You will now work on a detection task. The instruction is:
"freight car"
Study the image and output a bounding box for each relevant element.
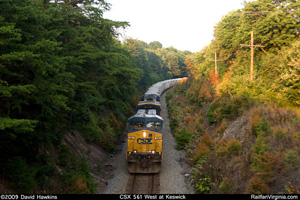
[126,78,186,173]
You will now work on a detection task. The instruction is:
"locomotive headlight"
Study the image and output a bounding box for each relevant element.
[133,149,137,154]
[155,137,162,140]
[151,150,155,154]
[143,131,147,138]
[128,136,135,140]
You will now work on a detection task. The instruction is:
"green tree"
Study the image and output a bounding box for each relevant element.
[149,41,163,50]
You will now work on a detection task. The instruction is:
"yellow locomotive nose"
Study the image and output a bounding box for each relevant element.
[126,129,162,173]
[127,130,160,155]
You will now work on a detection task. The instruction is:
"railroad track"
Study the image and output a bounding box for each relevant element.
[125,174,160,194]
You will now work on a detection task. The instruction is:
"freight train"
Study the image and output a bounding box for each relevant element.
[126,78,187,173]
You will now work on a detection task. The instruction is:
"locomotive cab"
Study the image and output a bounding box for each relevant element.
[126,109,163,173]
[136,94,161,115]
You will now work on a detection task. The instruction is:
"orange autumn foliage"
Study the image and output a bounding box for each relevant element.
[71,177,88,193]
[247,176,270,194]
[209,68,219,86]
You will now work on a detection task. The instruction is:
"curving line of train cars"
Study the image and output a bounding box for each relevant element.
[126,77,187,173]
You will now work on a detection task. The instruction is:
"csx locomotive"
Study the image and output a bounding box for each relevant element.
[126,78,187,173]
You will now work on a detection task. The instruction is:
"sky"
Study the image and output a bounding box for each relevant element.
[103,0,250,53]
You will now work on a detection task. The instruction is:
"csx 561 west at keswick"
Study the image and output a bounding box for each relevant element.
[126,78,187,173]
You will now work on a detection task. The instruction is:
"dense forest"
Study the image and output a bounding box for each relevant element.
[167,0,300,194]
[0,0,188,193]
[2,0,300,195]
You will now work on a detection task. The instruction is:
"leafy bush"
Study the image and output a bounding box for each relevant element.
[170,117,179,132]
[219,178,236,194]
[193,144,211,164]
[5,157,37,193]
[247,176,270,194]
[100,125,117,153]
[186,79,212,106]
[285,183,300,194]
[251,152,285,184]
[285,150,299,167]
[62,158,97,194]
[108,113,124,137]
[227,138,242,155]
[200,132,215,150]
[274,127,287,141]
[195,177,211,194]
[59,145,72,167]
[193,133,215,163]
[252,136,269,156]
[175,127,193,150]
[251,115,271,137]
[35,164,55,189]
[216,146,229,158]
[215,122,226,136]
[207,95,251,124]
[80,123,102,144]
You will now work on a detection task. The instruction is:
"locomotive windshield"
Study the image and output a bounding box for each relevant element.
[128,116,163,132]
[129,121,144,129]
[146,121,161,131]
